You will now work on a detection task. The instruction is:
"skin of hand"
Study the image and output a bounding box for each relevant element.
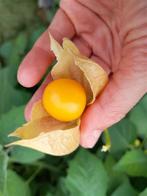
[18,0,147,148]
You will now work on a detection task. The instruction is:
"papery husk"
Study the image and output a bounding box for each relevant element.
[50,35,108,103]
[31,100,49,120]
[7,101,80,156]
[8,122,80,156]
[6,33,108,156]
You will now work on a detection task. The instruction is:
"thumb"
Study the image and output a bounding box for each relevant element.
[80,67,147,148]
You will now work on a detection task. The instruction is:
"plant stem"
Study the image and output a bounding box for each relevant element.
[8,158,61,173]
[101,129,111,152]
[104,129,111,146]
[26,165,42,184]
[28,161,60,173]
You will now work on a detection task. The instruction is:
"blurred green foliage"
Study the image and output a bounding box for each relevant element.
[0,0,147,196]
[0,0,39,43]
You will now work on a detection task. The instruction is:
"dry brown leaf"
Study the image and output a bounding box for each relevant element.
[7,33,108,156]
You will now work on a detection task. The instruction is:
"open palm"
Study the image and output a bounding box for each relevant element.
[18,0,147,148]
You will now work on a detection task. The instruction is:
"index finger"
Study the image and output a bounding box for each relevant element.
[17,8,75,88]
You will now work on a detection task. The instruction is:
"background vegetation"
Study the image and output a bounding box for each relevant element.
[0,1,147,195]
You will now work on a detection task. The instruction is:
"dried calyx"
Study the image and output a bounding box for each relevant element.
[6,33,108,156]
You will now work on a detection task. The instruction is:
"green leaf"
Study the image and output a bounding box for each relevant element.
[46,193,54,196]
[28,27,45,49]
[104,155,127,194]
[129,95,147,137]
[5,170,31,196]
[111,179,138,196]
[11,146,45,164]
[0,106,25,145]
[139,188,147,196]
[55,178,69,196]
[6,33,28,84]
[64,149,108,196]
[114,149,147,177]
[0,41,13,62]
[0,0,37,42]
[0,33,28,85]
[108,119,137,155]
[0,68,30,115]
[0,150,8,195]
[8,33,27,66]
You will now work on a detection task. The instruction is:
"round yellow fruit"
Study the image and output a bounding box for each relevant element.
[42,78,86,122]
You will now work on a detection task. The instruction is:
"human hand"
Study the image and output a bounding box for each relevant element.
[18,0,147,148]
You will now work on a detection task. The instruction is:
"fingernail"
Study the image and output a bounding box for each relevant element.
[80,130,103,148]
